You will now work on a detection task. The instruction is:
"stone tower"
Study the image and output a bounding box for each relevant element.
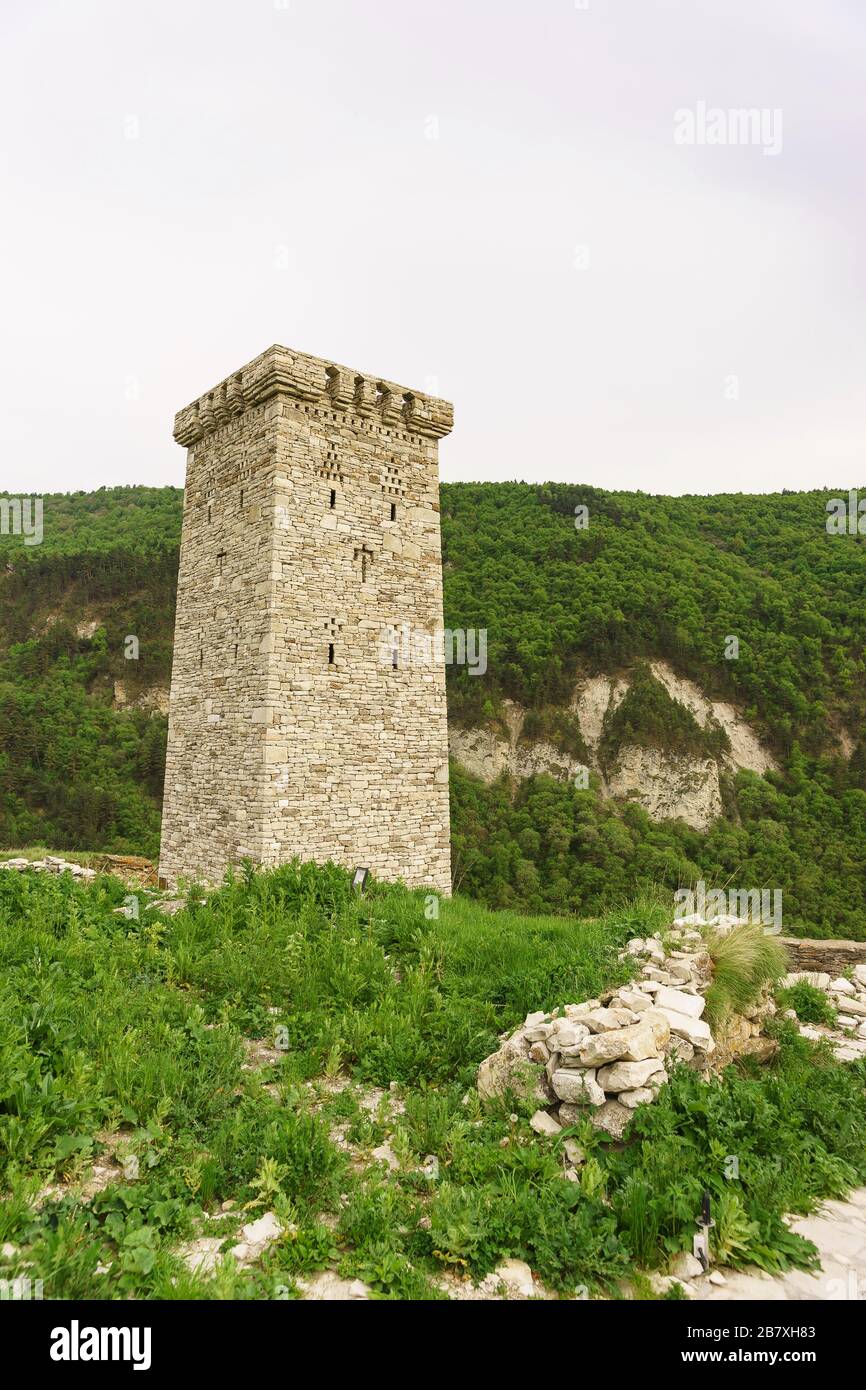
[159,344,453,894]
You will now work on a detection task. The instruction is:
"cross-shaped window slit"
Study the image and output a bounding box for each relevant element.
[353,545,374,583]
[325,616,342,664]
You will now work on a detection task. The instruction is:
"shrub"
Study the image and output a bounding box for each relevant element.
[776,981,837,1027]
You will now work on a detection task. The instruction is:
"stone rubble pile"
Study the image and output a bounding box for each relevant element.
[781,965,866,1062]
[477,927,729,1145]
[0,855,97,881]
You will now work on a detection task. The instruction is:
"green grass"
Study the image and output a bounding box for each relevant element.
[1,861,865,1299]
[702,923,789,1027]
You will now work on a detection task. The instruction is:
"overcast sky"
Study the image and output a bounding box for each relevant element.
[2,0,864,496]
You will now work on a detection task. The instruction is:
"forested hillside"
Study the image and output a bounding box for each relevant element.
[1,483,864,935]
[0,489,181,855]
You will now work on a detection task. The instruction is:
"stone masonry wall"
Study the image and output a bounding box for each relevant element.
[159,345,453,894]
[779,937,866,974]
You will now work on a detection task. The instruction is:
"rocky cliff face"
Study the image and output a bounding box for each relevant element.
[449,660,778,831]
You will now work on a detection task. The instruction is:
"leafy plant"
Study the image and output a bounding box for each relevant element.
[777,981,837,1027]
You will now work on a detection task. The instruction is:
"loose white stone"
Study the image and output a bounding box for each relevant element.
[616,988,654,1013]
[529,1109,562,1136]
[654,986,706,1019]
[596,1057,666,1092]
[670,1251,704,1280]
[579,1020,661,1067]
[493,1258,535,1298]
[581,1007,638,1033]
[617,1087,657,1108]
[589,1099,632,1140]
[653,1007,712,1048]
[551,1069,605,1106]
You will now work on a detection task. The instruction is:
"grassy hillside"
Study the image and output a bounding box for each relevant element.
[1,483,865,933]
[2,862,864,1299]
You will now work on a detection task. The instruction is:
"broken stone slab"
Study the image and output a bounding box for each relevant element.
[666,1035,696,1064]
[564,1000,601,1018]
[583,1017,670,1067]
[546,1020,590,1048]
[477,1043,547,1104]
[589,1099,632,1140]
[178,1236,225,1276]
[654,986,706,1019]
[834,997,866,1017]
[641,967,679,985]
[563,1137,585,1165]
[493,1258,535,1298]
[642,1011,672,1049]
[830,978,856,995]
[799,1024,825,1041]
[618,1086,657,1108]
[524,1023,555,1042]
[649,1006,712,1049]
[529,1109,562,1136]
[670,1251,704,1280]
[616,988,654,1013]
[581,1007,638,1033]
[297,1270,371,1300]
[579,1020,662,1067]
[551,1069,605,1106]
[229,1211,284,1267]
[854,965,866,989]
[667,961,694,984]
[556,1046,594,1068]
[596,1057,666,1092]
